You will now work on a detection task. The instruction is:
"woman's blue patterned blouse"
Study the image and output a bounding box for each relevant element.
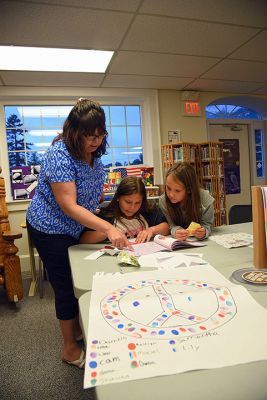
[26,140,106,239]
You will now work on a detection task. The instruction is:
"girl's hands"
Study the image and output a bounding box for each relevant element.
[175,229,189,241]
[135,227,154,244]
[106,226,132,250]
[192,226,206,239]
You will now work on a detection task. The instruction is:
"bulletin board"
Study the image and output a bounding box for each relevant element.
[10,165,40,200]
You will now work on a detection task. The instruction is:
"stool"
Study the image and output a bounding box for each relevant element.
[21,222,45,298]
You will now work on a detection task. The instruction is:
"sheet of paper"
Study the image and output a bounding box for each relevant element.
[84,251,103,260]
[138,253,206,269]
[84,265,267,388]
[209,232,253,248]
[84,246,120,260]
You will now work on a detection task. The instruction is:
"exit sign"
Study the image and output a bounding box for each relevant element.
[182,101,201,116]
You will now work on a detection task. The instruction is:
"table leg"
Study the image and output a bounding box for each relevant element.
[28,234,37,296]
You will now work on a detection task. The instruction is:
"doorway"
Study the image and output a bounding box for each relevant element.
[209,124,251,220]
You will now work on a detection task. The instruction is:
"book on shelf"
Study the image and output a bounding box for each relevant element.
[174,147,183,162]
[128,234,206,257]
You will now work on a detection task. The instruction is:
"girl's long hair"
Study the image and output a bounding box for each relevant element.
[165,162,201,227]
[53,98,107,160]
[102,176,149,228]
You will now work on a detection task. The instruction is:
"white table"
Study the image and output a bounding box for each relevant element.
[69,222,253,299]
[69,222,267,400]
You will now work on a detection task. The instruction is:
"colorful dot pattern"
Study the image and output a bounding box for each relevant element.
[88,340,99,386]
[100,280,236,340]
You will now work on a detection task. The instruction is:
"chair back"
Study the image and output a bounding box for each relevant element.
[228,204,252,225]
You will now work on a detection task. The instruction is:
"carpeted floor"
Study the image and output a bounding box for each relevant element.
[0,278,96,400]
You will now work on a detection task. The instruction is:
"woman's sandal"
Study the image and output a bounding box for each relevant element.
[62,349,86,369]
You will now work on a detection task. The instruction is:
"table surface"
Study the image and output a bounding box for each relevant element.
[69,222,254,298]
[71,223,267,400]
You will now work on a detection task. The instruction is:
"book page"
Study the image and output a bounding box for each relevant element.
[127,241,167,257]
[153,234,176,250]
[154,235,204,250]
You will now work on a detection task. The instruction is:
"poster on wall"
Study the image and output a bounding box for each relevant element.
[10,165,40,200]
[220,139,240,195]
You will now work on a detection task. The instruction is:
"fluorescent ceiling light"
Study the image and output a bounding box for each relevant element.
[0,46,114,73]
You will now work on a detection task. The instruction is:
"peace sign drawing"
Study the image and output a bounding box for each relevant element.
[101,278,236,340]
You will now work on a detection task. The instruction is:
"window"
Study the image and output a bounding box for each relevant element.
[101,105,143,168]
[206,104,262,120]
[4,104,143,168]
[255,129,265,178]
[5,106,71,167]
[1,89,160,203]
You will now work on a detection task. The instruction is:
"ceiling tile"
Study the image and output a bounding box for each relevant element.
[229,30,267,62]
[121,15,259,57]
[0,1,132,49]
[110,51,219,77]
[202,59,267,82]
[22,0,140,12]
[140,0,267,27]
[0,71,104,87]
[185,78,265,93]
[102,74,192,89]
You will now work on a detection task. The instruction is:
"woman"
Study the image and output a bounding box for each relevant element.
[26,98,130,368]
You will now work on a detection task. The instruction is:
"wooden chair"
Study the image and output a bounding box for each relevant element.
[0,168,23,302]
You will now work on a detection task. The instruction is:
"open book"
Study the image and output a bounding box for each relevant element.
[128,234,206,257]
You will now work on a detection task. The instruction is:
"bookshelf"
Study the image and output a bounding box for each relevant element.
[161,141,226,227]
[197,142,226,227]
[161,142,197,177]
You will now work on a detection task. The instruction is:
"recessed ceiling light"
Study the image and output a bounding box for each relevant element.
[0,46,114,73]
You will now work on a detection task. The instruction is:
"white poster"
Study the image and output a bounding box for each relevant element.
[84,265,267,388]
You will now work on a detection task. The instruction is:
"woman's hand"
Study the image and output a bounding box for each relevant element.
[192,226,206,239]
[135,227,154,244]
[106,226,132,249]
[175,229,189,241]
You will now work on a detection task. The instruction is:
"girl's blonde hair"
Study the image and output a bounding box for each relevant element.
[165,162,201,227]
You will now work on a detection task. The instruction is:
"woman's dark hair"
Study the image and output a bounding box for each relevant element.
[165,162,201,227]
[53,98,107,160]
[102,176,150,228]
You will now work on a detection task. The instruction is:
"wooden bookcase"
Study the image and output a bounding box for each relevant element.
[161,142,197,177]
[197,142,226,227]
[161,141,226,227]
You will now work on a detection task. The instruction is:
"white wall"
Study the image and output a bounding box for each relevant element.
[158,90,267,146]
